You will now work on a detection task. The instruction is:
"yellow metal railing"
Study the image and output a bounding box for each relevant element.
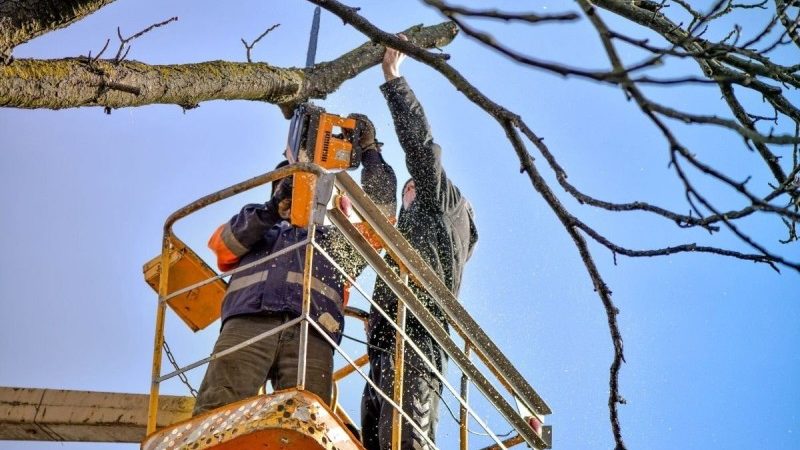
[144,163,552,450]
[146,163,324,434]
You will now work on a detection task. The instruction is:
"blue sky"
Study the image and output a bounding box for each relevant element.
[1,1,798,449]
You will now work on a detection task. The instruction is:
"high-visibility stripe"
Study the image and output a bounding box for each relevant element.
[286,271,343,307]
[226,269,269,294]
[317,312,341,333]
[220,223,249,257]
[208,224,243,271]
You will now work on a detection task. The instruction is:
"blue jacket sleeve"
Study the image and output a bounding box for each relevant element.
[208,200,282,270]
[226,200,283,251]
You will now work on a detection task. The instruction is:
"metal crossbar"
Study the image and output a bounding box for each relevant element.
[155,317,302,383]
[311,240,508,448]
[160,239,310,303]
[305,316,442,450]
[335,172,550,418]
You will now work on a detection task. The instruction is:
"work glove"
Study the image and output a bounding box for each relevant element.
[348,113,381,152]
[272,176,293,203]
[269,176,293,220]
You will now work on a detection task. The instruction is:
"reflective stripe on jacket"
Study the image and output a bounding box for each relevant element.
[211,218,348,343]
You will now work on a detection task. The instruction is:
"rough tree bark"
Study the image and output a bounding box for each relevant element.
[0,0,116,63]
[0,21,457,110]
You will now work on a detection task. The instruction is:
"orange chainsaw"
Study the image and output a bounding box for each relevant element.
[286,103,366,227]
[283,8,367,227]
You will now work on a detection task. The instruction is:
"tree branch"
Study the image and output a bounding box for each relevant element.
[241,23,281,63]
[290,21,457,112]
[114,16,178,63]
[574,217,778,270]
[0,22,457,110]
[421,0,580,24]
[774,0,800,49]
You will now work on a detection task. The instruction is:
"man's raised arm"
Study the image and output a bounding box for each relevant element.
[380,37,461,212]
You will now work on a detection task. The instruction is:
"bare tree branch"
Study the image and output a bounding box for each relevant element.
[774,0,800,49]
[421,0,580,24]
[241,23,281,63]
[573,217,779,271]
[718,82,786,182]
[579,0,800,264]
[114,16,178,63]
[648,99,800,146]
[0,22,457,109]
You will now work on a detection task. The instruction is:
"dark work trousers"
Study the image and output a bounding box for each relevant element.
[192,313,334,416]
[361,339,444,450]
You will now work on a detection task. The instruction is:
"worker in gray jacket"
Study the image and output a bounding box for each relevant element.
[361,37,479,450]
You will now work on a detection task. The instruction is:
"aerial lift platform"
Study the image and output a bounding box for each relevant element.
[140,162,552,450]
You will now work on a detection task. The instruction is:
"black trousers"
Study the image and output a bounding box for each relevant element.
[192,313,334,416]
[361,340,444,450]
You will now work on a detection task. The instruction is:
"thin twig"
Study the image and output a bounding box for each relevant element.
[241,23,281,63]
[114,16,178,63]
[422,0,580,24]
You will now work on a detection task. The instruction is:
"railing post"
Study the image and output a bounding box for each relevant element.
[296,175,318,393]
[460,344,471,450]
[147,236,173,435]
[391,268,409,450]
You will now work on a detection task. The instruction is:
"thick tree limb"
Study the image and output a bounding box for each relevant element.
[0,59,305,109]
[0,0,116,63]
[287,22,456,112]
[0,22,457,110]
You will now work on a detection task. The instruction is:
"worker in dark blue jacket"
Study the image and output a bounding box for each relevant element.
[193,120,397,416]
[361,37,479,450]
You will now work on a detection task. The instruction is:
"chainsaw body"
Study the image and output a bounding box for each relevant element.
[287,104,365,227]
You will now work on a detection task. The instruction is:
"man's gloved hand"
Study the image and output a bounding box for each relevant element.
[348,113,380,152]
[270,176,293,220]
